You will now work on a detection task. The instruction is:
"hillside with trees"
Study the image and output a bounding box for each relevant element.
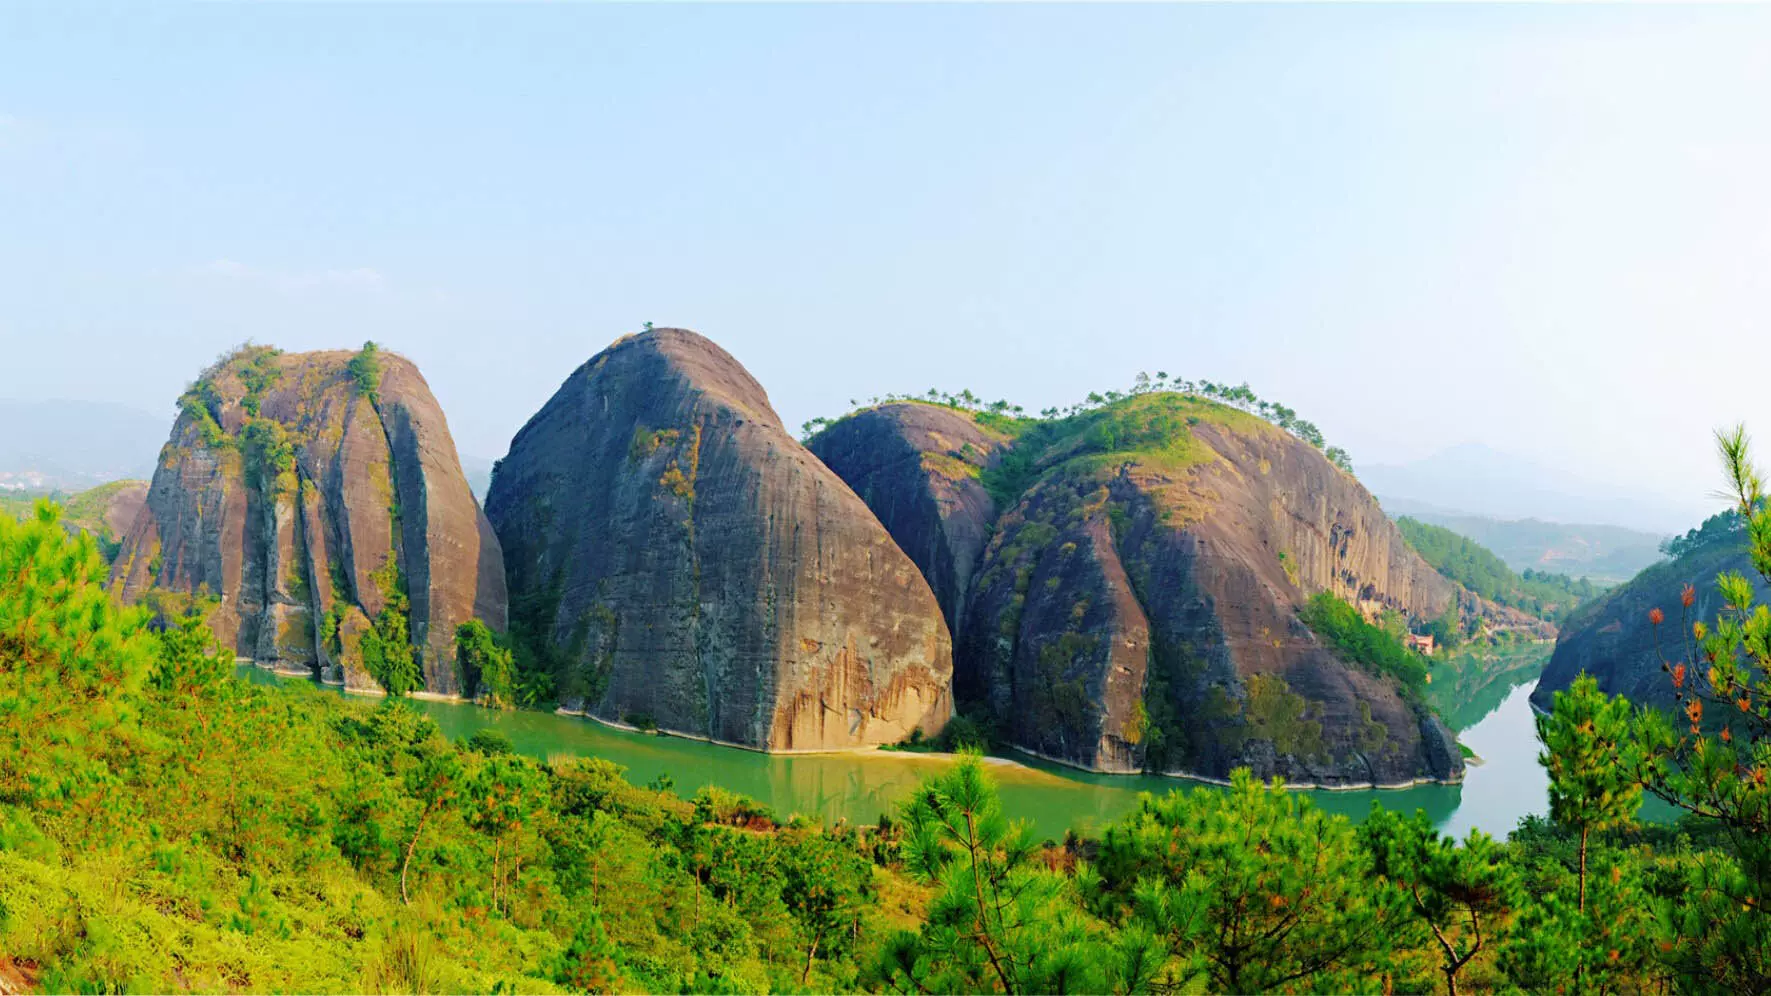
[1385,502,1665,583]
[1397,516,1603,623]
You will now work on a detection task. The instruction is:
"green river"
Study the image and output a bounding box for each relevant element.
[239,647,1595,841]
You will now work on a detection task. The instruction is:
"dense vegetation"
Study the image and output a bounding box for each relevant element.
[0,501,907,993]
[1396,510,1662,584]
[1298,591,1430,695]
[9,425,1771,993]
[1,479,147,562]
[1397,516,1602,622]
[1659,505,1747,560]
[803,373,1355,474]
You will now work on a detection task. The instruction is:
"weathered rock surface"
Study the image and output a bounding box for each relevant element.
[812,393,1501,784]
[806,403,1009,636]
[486,329,952,751]
[1535,537,1757,714]
[111,346,506,696]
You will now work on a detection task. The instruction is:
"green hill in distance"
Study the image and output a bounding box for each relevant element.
[1382,499,1665,584]
[1396,516,1604,624]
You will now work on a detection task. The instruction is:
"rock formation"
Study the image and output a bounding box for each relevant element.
[806,403,1008,636]
[811,393,1522,785]
[485,328,951,750]
[112,345,506,696]
[1535,533,1758,714]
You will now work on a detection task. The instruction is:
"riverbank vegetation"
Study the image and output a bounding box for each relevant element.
[4,451,1770,992]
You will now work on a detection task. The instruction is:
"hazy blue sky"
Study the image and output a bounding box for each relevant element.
[3,3,1767,529]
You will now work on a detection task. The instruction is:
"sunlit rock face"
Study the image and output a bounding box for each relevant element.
[113,347,506,696]
[486,328,952,750]
[811,393,1534,785]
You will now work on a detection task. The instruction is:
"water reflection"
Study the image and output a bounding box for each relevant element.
[239,663,1578,841]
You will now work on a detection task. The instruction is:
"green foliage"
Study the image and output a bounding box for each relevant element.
[240,416,297,497]
[1661,505,1748,560]
[9,481,1771,993]
[873,754,1153,993]
[464,727,513,756]
[348,340,384,406]
[177,377,229,448]
[0,500,158,805]
[1300,591,1429,694]
[886,711,995,754]
[236,344,283,416]
[455,619,516,707]
[1364,807,1523,995]
[0,506,901,992]
[1096,770,1409,992]
[358,553,421,696]
[1398,516,1599,622]
[808,372,1353,501]
[360,600,420,697]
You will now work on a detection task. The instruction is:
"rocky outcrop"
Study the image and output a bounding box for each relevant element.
[1535,537,1756,714]
[812,393,1485,785]
[806,403,1009,636]
[111,345,506,696]
[485,328,951,750]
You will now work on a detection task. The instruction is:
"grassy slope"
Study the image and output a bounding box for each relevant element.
[0,507,921,994]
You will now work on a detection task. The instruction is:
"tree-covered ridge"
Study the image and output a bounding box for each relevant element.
[1397,516,1601,623]
[1659,505,1750,561]
[3,498,1769,991]
[803,372,1355,474]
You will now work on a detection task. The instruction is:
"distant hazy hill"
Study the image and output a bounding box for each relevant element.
[0,399,166,491]
[1383,498,1664,584]
[1359,443,1697,535]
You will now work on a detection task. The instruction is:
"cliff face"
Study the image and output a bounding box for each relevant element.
[485,329,952,750]
[805,403,1008,636]
[1535,538,1756,714]
[813,393,1475,784]
[111,346,506,696]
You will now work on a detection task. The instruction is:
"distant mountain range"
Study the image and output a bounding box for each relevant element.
[1387,499,1664,585]
[1359,443,1699,535]
[0,399,166,492]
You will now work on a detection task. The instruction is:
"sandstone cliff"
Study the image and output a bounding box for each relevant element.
[812,393,1483,784]
[806,403,1009,636]
[485,328,952,750]
[112,345,506,696]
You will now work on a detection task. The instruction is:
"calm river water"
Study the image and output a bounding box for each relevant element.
[241,660,1569,841]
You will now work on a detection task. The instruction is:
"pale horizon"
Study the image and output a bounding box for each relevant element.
[6,3,1768,531]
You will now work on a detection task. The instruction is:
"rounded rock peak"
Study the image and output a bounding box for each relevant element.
[596,327,781,430]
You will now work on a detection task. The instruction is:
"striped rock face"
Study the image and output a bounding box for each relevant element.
[486,328,951,751]
[113,346,505,697]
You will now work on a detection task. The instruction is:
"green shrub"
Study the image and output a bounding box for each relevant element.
[1299,591,1429,694]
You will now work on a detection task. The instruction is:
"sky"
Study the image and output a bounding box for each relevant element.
[3,3,1768,532]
